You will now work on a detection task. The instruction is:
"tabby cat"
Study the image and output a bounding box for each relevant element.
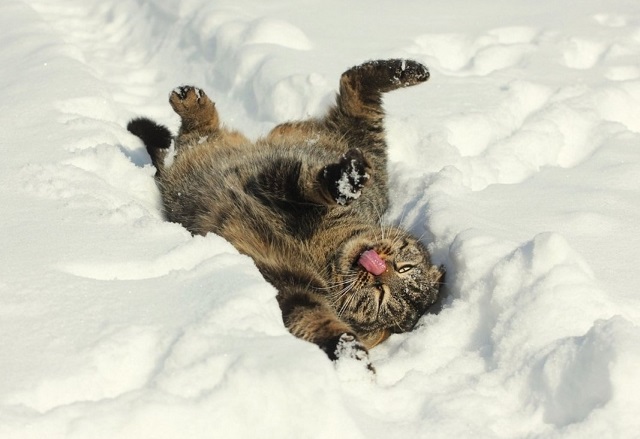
[127,59,445,369]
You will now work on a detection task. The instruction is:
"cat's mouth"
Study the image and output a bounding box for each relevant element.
[345,244,389,277]
[339,234,391,277]
[357,249,387,275]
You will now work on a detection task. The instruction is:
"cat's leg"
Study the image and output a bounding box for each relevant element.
[267,148,371,207]
[322,59,429,212]
[328,59,429,131]
[327,59,428,159]
[170,85,249,149]
[267,60,428,145]
[265,60,429,210]
[277,287,374,371]
[170,86,220,137]
[259,261,374,369]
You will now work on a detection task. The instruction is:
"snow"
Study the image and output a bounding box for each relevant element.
[1,0,640,438]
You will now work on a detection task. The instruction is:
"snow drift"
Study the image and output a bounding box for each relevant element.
[1,0,640,438]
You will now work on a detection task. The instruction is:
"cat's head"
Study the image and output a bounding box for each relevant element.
[327,226,445,346]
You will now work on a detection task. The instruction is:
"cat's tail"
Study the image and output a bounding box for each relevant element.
[127,117,172,175]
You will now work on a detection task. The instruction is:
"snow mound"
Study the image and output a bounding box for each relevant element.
[2,0,640,438]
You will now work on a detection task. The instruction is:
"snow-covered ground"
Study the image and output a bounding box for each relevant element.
[2,0,640,437]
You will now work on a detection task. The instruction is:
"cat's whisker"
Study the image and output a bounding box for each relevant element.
[330,288,352,305]
[317,276,358,291]
[414,229,428,243]
[378,223,389,244]
[397,204,411,230]
[332,273,364,316]
[377,219,385,242]
[386,224,398,244]
[337,286,359,317]
[336,288,354,316]
[367,198,387,241]
[387,225,404,250]
[375,294,384,319]
[391,315,404,333]
[326,275,358,297]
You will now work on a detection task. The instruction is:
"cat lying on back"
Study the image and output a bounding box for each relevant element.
[128,59,445,370]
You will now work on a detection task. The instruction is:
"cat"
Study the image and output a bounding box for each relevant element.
[127,59,445,370]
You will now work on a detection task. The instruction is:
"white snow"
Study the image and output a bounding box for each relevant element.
[1,0,640,438]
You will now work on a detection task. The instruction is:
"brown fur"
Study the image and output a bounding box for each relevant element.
[128,60,445,368]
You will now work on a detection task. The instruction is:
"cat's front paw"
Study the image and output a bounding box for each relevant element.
[324,333,375,373]
[322,148,371,206]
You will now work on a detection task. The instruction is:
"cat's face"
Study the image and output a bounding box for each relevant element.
[327,227,445,343]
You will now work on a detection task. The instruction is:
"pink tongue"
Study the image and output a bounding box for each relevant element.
[358,249,387,275]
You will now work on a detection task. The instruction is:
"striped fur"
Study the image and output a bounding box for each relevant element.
[128,60,444,368]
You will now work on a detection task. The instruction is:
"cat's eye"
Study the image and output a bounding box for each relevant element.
[396,264,415,273]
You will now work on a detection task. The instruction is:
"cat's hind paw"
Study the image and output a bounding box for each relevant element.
[392,59,430,88]
[170,86,211,112]
[322,148,371,206]
[169,86,219,132]
[348,59,430,92]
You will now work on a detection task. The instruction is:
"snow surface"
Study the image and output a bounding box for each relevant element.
[1,0,640,437]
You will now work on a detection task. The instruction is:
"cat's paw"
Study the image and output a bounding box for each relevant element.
[348,59,430,92]
[169,86,215,117]
[325,333,375,374]
[322,148,371,206]
[392,59,431,87]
